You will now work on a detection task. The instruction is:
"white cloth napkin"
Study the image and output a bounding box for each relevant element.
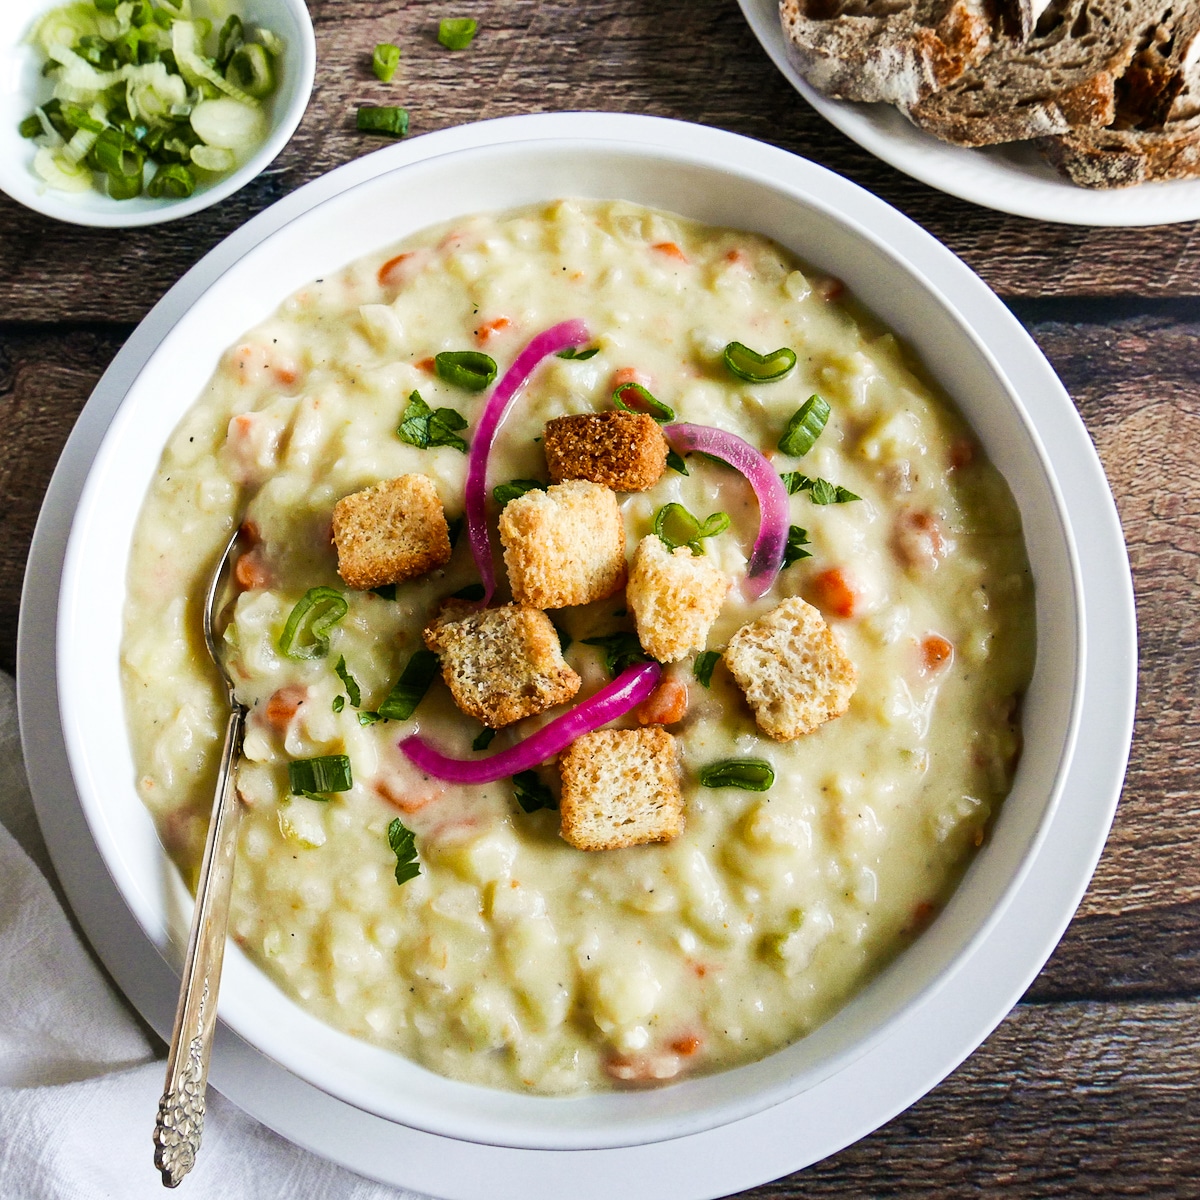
[0,672,423,1199]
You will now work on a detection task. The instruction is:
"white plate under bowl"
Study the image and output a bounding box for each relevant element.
[20,113,1136,1196]
[0,0,315,226]
[738,0,1200,226]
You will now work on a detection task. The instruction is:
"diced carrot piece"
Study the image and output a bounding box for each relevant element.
[264,685,307,730]
[378,252,413,287]
[922,634,954,672]
[636,671,689,726]
[414,357,436,373]
[274,364,298,386]
[724,248,749,267]
[234,550,270,591]
[239,519,261,546]
[670,1034,703,1056]
[612,366,652,389]
[810,567,858,619]
[816,276,845,301]
[949,437,975,470]
[652,241,688,263]
[475,316,511,344]
[907,900,937,934]
[893,509,949,571]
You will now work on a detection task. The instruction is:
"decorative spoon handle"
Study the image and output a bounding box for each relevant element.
[153,700,246,1188]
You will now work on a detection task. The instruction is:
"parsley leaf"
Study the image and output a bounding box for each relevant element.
[493,478,545,506]
[780,471,860,504]
[783,525,813,567]
[512,770,557,813]
[582,632,652,678]
[370,583,397,600]
[557,346,599,360]
[387,817,421,885]
[397,390,469,452]
[378,649,440,721]
[334,655,361,708]
[332,694,345,713]
[666,448,689,476]
[693,650,721,688]
[472,727,496,751]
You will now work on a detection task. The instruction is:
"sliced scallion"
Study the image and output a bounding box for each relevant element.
[435,350,497,391]
[779,395,831,457]
[652,502,730,555]
[723,341,797,383]
[289,754,353,797]
[217,15,244,69]
[387,817,421,885]
[613,381,674,423]
[226,43,274,98]
[278,587,348,659]
[373,42,401,82]
[19,114,43,138]
[438,18,478,50]
[146,162,194,198]
[378,649,440,721]
[356,105,409,137]
[699,758,775,791]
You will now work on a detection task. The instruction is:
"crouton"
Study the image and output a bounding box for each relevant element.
[628,535,731,663]
[424,603,581,728]
[723,596,857,741]
[559,728,684,850]
[332,475,451,590]
[498,480,627,608]
[543,411,668,492]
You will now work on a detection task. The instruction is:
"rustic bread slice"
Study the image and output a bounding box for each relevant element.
[778,0,996,108]
[559,728,684,851]
[904,0,1157,147]
[1040,5,1200,185]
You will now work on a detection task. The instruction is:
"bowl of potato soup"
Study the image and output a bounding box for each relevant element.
[55,117,1084,1151]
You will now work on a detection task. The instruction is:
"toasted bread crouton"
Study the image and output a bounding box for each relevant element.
[543,411,668,492]
[559,728,683,850]
[424,602,581,728]
[498,480,627,609]
[332,475,451,590]
[628,535,731,663]
[723,596,857,741]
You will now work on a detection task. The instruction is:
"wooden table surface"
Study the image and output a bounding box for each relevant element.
[2,0,1197,1194]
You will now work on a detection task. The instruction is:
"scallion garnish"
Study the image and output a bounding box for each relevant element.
[358,710,383,725]
[332,695,345,713]
[356,105,410,137]
[780,471,860,504]
[557,346,599,360]
[613,381,674,423]
[699,758,775,791]
[217,15,243,68]
[783,525,812,567]
[693,650,720,688]
[334,656,361,708]
[278,587,348,659]
[373,42,401,81]
[227,42,274,98]
[779,395,831,457]
[652,502,731,555]
[582,632,652,678]
[387,818,421,885]
[493,478,545,506]
[512,770,556,813]
[723,341,797,383]
[473,727,496,751]
[289,754,353,798]
[435,350,497,391]
[378,649,440,721]
[397,390,469,452]
[18,114,42,139]
[437,18,478,50]
[146,162,195,199]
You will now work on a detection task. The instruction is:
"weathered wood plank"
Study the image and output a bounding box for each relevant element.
[2,0,1200,320]
[744,998,1200,1197]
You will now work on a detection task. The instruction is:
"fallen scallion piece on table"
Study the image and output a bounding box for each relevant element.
[357,105,409,137]
[373,42,401,82]
[437,18,478,50]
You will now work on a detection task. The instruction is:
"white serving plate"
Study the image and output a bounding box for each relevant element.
[18,113,1137,1196]
[0,0,315,226]
[738,0,1200,226]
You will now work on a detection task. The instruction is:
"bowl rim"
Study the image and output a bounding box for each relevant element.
[0,0,316,227]
[39,115,1125,1168]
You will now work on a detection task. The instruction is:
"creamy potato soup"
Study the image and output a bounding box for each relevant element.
[122,199,1034,1093]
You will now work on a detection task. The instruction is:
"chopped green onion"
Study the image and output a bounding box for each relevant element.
[693,650,720,688]
[217,15,244,69]
[780,471,859,504]
[473,727,496,751]
[557,346,599,360]
[397,390,469,452]
[652,502,730,555]
[357,105,409,137]
[289,754,353,796]
[723,342,797,383]
[278,587,348,659]
[783,525,812,567]
[493,478,545,506]
[438,18,478,50]
[105,168,142,199]
[699,758,775,791]
[256,28,286,57]
[666,448,689,475]
[373,42,401,82]
[227,43,274,98]
[18,114,42,139]
[613,381,674,423]
[334,656,362,708]
[779,395,831,457]
[582,632,652,677]
[435,350,497,391]
[512,770,556,813]
[92,128,143,178]
[451,583,485,601]
[61,103,105,133]
[146,162,195,198]
[332,695,345,713]
[387,817,421,885]
[378,649,440,721]
[358,710,383,725]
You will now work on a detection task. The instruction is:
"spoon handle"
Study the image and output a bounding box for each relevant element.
[153,701,246,1188]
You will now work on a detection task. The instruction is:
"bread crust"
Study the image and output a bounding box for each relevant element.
[628,535,730,664]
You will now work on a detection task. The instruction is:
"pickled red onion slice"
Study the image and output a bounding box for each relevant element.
[400,661,661,783]
[465,318,591,604]
[663,422,789,599]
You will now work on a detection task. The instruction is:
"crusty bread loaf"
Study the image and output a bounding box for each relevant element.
[332,475,451,590]
[723,596,857,741]
[424,602,581,728]
[498,480,627,609]
[543,411,668,492]
[903,0,1152,147]
[1040,5,1200,185]
[559,728,684,851]
[779,0,996,108]
[627,535,730,664]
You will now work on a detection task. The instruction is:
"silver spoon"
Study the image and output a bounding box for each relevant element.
[153,524,248,1188]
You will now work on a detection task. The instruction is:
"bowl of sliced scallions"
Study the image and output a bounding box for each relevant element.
[0,0,315,226]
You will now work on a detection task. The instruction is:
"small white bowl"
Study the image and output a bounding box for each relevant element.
[57,121,1088,1152]
[0,0,315,226]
